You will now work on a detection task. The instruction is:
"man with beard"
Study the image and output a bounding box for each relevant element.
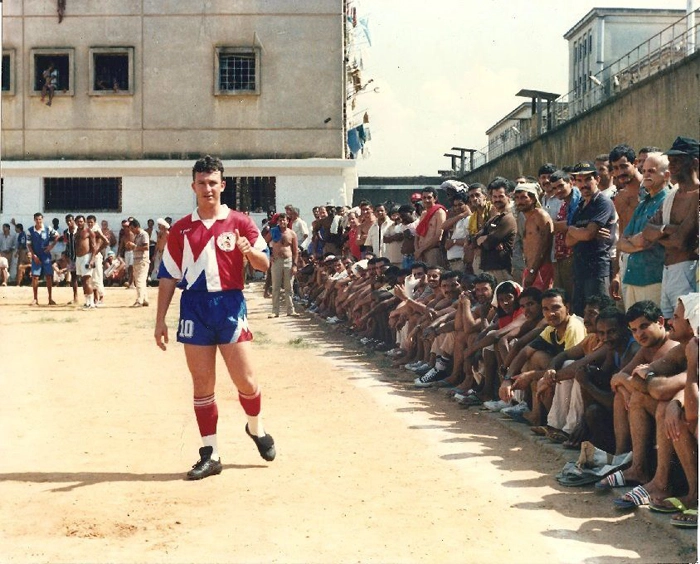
[566,162,616,316]
[414,187,446,267]
[476,177,516,283]
[551,170,580,300]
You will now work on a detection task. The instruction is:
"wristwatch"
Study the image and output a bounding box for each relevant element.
[646,370,656,380]
[528,268,535,274]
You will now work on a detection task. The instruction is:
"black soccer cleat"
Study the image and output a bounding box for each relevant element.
[246,424,276,462]
[186,446,223,480]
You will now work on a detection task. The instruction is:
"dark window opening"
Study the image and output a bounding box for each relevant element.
[1,179,4,214]
[221,177,276,213]
[44,178,122,213]
[219,53,256,92]
[1,55,10,92]
[34,54,69,92]
[94,53,129,91]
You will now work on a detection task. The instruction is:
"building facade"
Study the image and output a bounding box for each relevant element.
[0,0,357,227]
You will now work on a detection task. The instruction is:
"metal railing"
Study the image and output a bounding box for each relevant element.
[459,9,700,173]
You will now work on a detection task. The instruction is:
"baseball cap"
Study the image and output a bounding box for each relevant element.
[410,192,422,203]
[664,136,699,158]
[572,161,597,175]
[440,180,468,194]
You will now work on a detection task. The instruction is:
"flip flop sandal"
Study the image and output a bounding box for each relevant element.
[670,509,698,528]
[595,470,635,491]
[530,426,551,436]
[613,485,651,510]
[545,429,570,444]
[650,497,687,514]
[557,472,601,487]
[456,393,482,406]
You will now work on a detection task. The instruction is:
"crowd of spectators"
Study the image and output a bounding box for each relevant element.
[269,137,699,529]
[3,213,170,309]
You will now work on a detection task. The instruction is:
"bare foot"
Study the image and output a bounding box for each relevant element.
[29,300,38,306]
[48,300,57,306]
[46,101,51,107]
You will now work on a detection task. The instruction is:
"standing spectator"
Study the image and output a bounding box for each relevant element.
[642,137,699,319]
[414,186,447,266]
[128,219,150,307]
[617,153,671,307]
[266,213,299,318]
[146,218,157,278]
[366,203,390,258]
[442,192,471,273]
[465,183,493,275]
[0,223,16,284]
[595,154,614,195]
[27,212,59,306]
[63,214,79,304]
[101,220,118,256]
[566,162,616,316]
[285,206,309,251]
[635,146,661,176]
[74,215,98,310]
[14,223,29,286]
[118,218,135,287]
[551,170,580,300]
[398,205,418,269]
[87,215,110,307]
[609,144,643,303]
[381,206,404,267]
[476,177,516,283]
[539,163,563,222]
[343,210,362,260]
[514,183,553,290]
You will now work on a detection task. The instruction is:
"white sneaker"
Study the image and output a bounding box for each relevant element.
[326,316,339,324]
[501,401,529,416]
[483,400,509,412]
[409,362,430,373]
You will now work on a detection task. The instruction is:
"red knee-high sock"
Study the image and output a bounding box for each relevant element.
[194,394,219,458]
[239,388,265,437]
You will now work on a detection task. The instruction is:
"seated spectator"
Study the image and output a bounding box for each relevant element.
[103,251,126,286]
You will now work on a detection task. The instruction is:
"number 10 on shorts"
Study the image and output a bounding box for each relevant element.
[178,319,194,339]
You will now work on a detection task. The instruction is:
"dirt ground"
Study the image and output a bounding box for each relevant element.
[0,282,697,563]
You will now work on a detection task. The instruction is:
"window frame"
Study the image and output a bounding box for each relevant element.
[214,46,261,96]
[43,177,123,213]
[30,48,75,97]
[2,49,16,95]
[88,46,135,96]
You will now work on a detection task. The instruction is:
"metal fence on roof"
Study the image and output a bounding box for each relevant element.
[465,9,699,173]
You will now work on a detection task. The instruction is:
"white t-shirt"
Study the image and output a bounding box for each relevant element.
[446,216,470,261]
[383,221,404,264]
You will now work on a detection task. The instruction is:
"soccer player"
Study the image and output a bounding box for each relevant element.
[154,155,275,480]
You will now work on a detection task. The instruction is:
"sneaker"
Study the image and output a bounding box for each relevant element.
[326,316,339,324]
[414,368,446,388]
[186,446,222,480]
[82,303,94,310]
[413,363,432,376]
[95,300,104,308]
[409,362,430,373]
[245,424,276,461]
[501,401,529,416]
[130,302,142,308]
[483,400,509,412]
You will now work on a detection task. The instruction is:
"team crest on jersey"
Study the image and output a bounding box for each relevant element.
[216,231,237,252]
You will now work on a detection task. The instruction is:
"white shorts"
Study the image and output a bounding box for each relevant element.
[124,250,134,267]
[0,256,8,269]
[76,253,94,277]
[660,260,698,318]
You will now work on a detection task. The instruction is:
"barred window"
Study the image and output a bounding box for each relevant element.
[31,49,74,96]
[44,178,122,213]
[215,47,260,95]
[221,176,276,213]
[90,47,134,95]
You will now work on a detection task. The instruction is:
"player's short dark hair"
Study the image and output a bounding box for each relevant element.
[542,287,568,304]
[597,306,626,327]
[625,300,663,324]
[411,261,427,274]
[473,272,497,290]
[549,170,570,184]
[519,286,543,303]
[440,270,461,282]
[421,186,438,198]
[398,204,414,214]
[34,212,43,219]
[129,218,141,228]
[468,182,487,195]
[87,215,96,222]
[192,155,224,179]
[487,176,515,194]
[594,154,609,164]
[451,192,469,204]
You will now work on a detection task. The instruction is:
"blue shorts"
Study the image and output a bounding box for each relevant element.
[31,253,53,277]
[177,290,253,346]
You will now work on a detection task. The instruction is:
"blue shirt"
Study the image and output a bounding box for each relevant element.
[622,186,669,286]
[571,191,616,278]
[28,225,59,257]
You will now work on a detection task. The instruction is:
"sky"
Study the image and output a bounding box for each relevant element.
[353,0,689,177]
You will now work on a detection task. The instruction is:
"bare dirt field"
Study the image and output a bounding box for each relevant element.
[0,282,697,563]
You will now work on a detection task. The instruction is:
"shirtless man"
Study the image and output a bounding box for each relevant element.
[414,187,446,267]
[642,137,699,319]
[609,144,643,303]
[514,183,553,290]
[87,215,110,307]
[74,215,98,310]
[265,213,298,318]
[118,218,135,287]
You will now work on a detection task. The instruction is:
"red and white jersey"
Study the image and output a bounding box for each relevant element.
[159,205,265,292]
